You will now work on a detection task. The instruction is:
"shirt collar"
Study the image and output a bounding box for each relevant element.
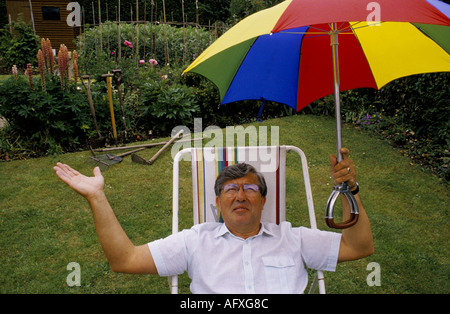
[215,222,275,239]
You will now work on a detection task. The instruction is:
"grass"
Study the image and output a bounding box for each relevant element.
[0,114,448,294]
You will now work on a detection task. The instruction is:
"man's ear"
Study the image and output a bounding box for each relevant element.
[215,196,221,213]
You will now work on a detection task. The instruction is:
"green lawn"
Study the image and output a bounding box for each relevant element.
[0,114,448,294]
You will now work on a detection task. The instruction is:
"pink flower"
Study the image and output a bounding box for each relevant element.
[139,60,145,64]
[123,40,133,48]
[149,59,158,66]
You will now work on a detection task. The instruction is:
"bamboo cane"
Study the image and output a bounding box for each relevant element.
[195,0,199,56]
[162,0,169,65]
[106,3,110,52]
[151,0,155,58]
[98,0,102,54]
[182,0,186,63]
[92,2,97,55]
[118,0,121,60]
[28,0,36,34]
[136,0,139,68]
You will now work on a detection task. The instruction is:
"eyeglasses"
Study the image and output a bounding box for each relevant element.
[222,184,260,197]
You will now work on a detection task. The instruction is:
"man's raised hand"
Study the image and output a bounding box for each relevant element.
[53,163,104,200]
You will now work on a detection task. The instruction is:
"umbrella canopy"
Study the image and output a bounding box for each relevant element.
[184,0,450,112]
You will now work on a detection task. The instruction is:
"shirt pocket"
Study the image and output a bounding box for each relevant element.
[262,256,296,294]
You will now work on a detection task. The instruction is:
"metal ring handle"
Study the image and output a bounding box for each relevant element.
[325,183,359,229]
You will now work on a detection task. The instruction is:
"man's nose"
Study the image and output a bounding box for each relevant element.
[235,186,247,200]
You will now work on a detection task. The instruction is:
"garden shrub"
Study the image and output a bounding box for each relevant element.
[0,75,91,156]
[0,17,40,72]
[138,79,200,134]
[295,72,449,181]
[339,73,450,182]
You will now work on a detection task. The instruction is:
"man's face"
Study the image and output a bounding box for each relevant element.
[216,173,266,236]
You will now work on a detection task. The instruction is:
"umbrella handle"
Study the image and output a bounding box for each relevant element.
[325,183,359,229]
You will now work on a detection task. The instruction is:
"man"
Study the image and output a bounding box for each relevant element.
[53,148,373,293]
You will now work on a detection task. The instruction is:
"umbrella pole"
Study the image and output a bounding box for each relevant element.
[325,24,359,229]
[331,27,343,162]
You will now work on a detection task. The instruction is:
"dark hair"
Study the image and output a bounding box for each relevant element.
[214,163,267,197]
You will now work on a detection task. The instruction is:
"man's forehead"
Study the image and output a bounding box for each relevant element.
[223,173,258,185]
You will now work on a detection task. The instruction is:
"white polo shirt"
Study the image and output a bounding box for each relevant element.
[148,221,341,294]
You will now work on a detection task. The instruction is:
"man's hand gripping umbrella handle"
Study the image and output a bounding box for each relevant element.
[324,148,359,229]
[325,183,359,229]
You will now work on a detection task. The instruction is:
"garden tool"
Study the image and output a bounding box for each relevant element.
[93,136,204,152]
[113,69,128,140]
[102,73,117,145]
[80,75,102,139]
[132,130,184,165]
[88,146,146,171]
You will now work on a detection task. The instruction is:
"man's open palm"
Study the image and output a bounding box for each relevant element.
[53,163,104,199]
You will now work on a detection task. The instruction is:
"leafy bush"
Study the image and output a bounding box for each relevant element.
[379,73,449,147]
[0,76,90,156]
[138,79,199,134]
[0,17,39,71]
[295,73,449,181]
[339,73,449,182]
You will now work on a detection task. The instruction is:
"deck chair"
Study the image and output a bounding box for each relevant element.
[171,145,326,294]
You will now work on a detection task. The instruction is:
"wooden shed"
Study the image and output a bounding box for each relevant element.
[6,0,81,50]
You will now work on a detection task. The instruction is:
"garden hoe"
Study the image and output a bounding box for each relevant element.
[81,75,105,146]
[93,136,203,153]
[102,73,118,145]
[132,130,184,165]
[89,146,146,171]
[113,69,128,140]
